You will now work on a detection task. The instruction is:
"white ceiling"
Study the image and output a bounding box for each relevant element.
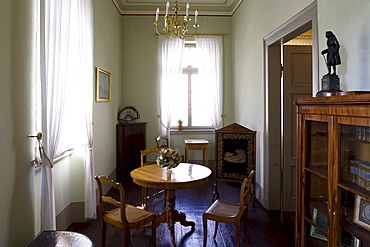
[112,0,243,16]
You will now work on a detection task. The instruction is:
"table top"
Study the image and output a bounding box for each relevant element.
[28,231,94,247]
[130,163,211,190]
[184,139,209,144]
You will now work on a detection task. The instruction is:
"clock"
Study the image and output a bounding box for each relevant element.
[117,106,140,122]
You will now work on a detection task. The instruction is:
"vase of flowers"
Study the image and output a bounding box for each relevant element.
[156,148,183,171]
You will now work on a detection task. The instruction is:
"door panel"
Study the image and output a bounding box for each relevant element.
[283,45,312,211]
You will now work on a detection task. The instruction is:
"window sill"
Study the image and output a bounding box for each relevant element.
[33,150,74,170]
[170,128,215,135]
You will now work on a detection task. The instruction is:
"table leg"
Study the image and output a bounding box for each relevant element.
[185,145,189,163]
[151,189,195,246]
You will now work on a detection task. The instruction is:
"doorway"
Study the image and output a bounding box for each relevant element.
[263,2,318,211]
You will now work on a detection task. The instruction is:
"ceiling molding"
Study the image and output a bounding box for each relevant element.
[112,0,243,16]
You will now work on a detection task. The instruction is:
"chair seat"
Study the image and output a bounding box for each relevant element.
[106,205,155,224]
[206,200,241,218]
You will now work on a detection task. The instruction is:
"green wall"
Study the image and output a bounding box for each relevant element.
[0,0,35,246]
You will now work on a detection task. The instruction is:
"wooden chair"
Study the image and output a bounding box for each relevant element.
[95,175,157,247]
[202,170,255,247]
[140,147,162,210]
[155,135,169,149]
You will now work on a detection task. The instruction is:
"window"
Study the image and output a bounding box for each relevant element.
[159,36,223,133]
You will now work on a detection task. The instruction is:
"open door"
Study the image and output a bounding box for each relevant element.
[282,45,312,211]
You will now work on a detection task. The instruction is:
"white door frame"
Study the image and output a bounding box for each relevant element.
[263,1,318,210]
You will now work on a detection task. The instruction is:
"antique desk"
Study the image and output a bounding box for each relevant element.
[184,139,209,167]
[131,163,211,246]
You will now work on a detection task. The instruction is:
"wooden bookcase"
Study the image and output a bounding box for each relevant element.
[295,92,370,247]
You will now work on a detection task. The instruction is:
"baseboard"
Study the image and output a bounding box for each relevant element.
[56,168,117,230]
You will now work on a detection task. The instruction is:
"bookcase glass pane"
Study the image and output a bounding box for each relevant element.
[306,172,329,218]
[305,172,329,246]
[338,188,362,247]
[340,124,370,192]
[307,121,328,176]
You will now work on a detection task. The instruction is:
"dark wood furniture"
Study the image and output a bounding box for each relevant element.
[28,231,94,246]
[295,92,370,247]
[116,122,146,181]
[213,123,256,200]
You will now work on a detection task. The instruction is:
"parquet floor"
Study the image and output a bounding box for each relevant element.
[67,161,295,247]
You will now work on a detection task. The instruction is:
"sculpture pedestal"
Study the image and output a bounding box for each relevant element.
[316,74,342,97]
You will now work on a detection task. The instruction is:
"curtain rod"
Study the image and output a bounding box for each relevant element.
[154,33,228,36]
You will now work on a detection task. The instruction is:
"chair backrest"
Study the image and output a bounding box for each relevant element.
[155,135,169,149]
[95,175,128,225]
[141,147,161,167]
[239,170,255,213]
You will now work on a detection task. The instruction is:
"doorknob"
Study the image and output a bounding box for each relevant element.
[273,143,279,147]
[273,163,279,166]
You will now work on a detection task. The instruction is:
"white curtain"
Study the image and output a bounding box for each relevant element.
[158,36,184,140]
[39,0,95,230]
[75,0,96,220]
[40,0,72,230]
[196,36,223,129]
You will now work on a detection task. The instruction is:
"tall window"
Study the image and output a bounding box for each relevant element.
[159,36,223,135]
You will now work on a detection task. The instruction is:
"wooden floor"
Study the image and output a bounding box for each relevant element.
[68,161,295,247]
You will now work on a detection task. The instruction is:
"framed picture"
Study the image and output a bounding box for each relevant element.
[354,195,370,231]
[309,207,328,241]
[96,67,111,102]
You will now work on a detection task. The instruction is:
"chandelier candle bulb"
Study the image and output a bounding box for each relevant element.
[195,10,198,23]
[186,3,189,16]
[166,2,169,15]
[156,8,159,21]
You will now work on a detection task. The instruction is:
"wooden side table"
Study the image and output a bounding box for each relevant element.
[184,139,209,167]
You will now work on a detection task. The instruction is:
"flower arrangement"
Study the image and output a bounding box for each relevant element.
[156,148,183,169]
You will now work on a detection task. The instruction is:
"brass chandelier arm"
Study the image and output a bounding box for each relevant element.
[154,1,199,40]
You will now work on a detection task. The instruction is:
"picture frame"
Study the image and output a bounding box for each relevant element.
[96,67,111,102]
[309,207,328,241]
[354,195,370,231]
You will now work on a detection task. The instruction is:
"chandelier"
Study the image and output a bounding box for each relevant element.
[154,1,199,40]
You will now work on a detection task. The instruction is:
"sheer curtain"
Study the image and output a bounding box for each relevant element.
[75,0,96,220]
[196,36,223,129]
[39,0,71,230]
[158,36,184,139]
[39,0,95,230]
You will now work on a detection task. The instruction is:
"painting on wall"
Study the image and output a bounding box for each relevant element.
[96,67,111,102]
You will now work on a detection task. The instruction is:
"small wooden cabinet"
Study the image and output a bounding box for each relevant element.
[116,122,146,181]
[295,93,370,247]
[213,123,256,200]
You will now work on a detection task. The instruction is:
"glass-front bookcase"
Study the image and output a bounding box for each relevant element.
[296,93,370,247]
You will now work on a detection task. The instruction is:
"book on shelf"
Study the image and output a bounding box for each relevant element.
[349,159,370,191]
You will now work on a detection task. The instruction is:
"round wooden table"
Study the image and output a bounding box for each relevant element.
[131,163,212,246]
